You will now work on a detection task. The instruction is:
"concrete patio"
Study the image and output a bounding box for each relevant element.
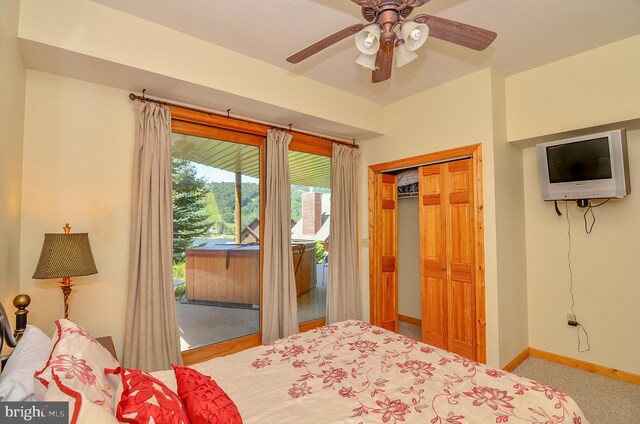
[177,263,328,351]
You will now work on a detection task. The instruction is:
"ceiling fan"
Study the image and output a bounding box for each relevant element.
[286,0,497,83]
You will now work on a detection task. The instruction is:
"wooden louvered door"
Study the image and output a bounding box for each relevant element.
[419,158,476,360]
[371,173,399,332]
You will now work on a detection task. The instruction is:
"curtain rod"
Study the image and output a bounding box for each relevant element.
[128,93,359,149]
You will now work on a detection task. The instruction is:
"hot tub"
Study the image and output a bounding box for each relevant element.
[185,242,316,305]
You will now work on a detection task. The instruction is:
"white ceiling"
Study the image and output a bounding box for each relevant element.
[90,0,640,105]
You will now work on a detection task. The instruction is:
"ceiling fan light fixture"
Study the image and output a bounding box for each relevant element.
[395,43,418,68]
[355,24,381,55]
[401,21,429,51]
[355,53,378,70]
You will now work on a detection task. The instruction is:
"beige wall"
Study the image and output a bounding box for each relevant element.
[491,70,529,366]
[20,71,134,357]
[359,69,503,367]
[18,0,384,136]
[397,197,421,319]
[522,130,640,374]
[0,0,26,320]
[506,35,640,142]
[505,36,640,374]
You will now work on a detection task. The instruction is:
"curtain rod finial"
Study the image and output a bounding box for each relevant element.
[128,93,136,101]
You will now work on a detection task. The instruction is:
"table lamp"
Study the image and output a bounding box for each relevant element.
[32,223,98,319]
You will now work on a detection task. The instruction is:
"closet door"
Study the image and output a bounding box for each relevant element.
[371,173,399,332]
[419,159,476,359]
[446,159,476,359]
[419,164,447,349]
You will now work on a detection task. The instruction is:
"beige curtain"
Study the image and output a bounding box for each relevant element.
[262,130,298,344]
[326,144,361,323]
[123,101,182,371]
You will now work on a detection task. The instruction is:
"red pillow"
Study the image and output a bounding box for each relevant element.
[172,365,242,424]
[106,367,189,424]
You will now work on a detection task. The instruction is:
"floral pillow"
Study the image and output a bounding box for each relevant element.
[173,365,242,424]
[106,367,189,424]
[44,374,119,424]
[34,319,120,413]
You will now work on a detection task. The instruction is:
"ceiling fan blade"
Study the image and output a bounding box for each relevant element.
[286,23,366,64]
[372,43,393,83]
[413,14,497,51]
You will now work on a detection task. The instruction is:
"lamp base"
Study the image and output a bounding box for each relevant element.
[59,277,74,319]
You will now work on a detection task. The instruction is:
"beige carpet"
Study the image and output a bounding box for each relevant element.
[398,321,422,340]
[512,357,640,424]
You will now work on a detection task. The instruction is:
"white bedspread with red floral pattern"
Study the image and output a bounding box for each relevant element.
[152,320,588,423]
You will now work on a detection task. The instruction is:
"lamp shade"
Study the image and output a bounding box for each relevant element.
[355,24,381,55]
[401,21,429,51]
[396,43,418,68]
[355,53,378,70]
[32,233,98,279]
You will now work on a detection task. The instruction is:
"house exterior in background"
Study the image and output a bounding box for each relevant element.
[290,191,330,251]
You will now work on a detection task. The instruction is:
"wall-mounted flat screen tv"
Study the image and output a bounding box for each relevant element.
[536,129,630,201]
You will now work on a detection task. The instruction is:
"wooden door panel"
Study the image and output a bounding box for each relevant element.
[450,263,472,283]
[381,274,397,331]
[448,278,475,358]
[375,173,398,332]
[445,159,476,360]
[420,173,442,195]
[448,160,470,188]
[424,206,441,261]
[419,164,447,345]
[421,276,447,349]
[449,204,471,264]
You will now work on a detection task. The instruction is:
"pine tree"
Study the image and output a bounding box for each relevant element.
[172,158,212,263]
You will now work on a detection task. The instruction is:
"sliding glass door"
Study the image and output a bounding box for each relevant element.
[288,150,331,325]
[171,130,263,355]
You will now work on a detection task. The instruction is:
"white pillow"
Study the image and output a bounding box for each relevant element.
[44,373,119,424]
[34,319,120,413]
[0,325,52,401]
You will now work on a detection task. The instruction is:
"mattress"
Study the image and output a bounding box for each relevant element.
[152,320,589,423]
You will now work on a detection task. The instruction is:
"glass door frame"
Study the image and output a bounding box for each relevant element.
[173,119,265,365]
[288,139,332,333]
[170,106,334,364]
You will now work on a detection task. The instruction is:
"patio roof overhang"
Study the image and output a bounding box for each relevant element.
[172,134,330,188]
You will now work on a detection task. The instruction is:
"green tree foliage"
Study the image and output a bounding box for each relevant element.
[172,158,212,263]
[196,180,332,242]
[208,182,260,232]
[315,240,326,264]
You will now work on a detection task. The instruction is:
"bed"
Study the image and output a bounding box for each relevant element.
[0,295,589,424]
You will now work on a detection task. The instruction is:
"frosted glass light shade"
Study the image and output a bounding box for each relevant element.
[396,43,418,68]
[355,25,381,55]
[355,53,377,70]
[401,22,429,51]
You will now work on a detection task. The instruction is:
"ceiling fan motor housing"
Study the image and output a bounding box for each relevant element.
[362,0,414,23]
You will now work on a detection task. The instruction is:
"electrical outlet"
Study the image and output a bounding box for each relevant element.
[567,313,578,326]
